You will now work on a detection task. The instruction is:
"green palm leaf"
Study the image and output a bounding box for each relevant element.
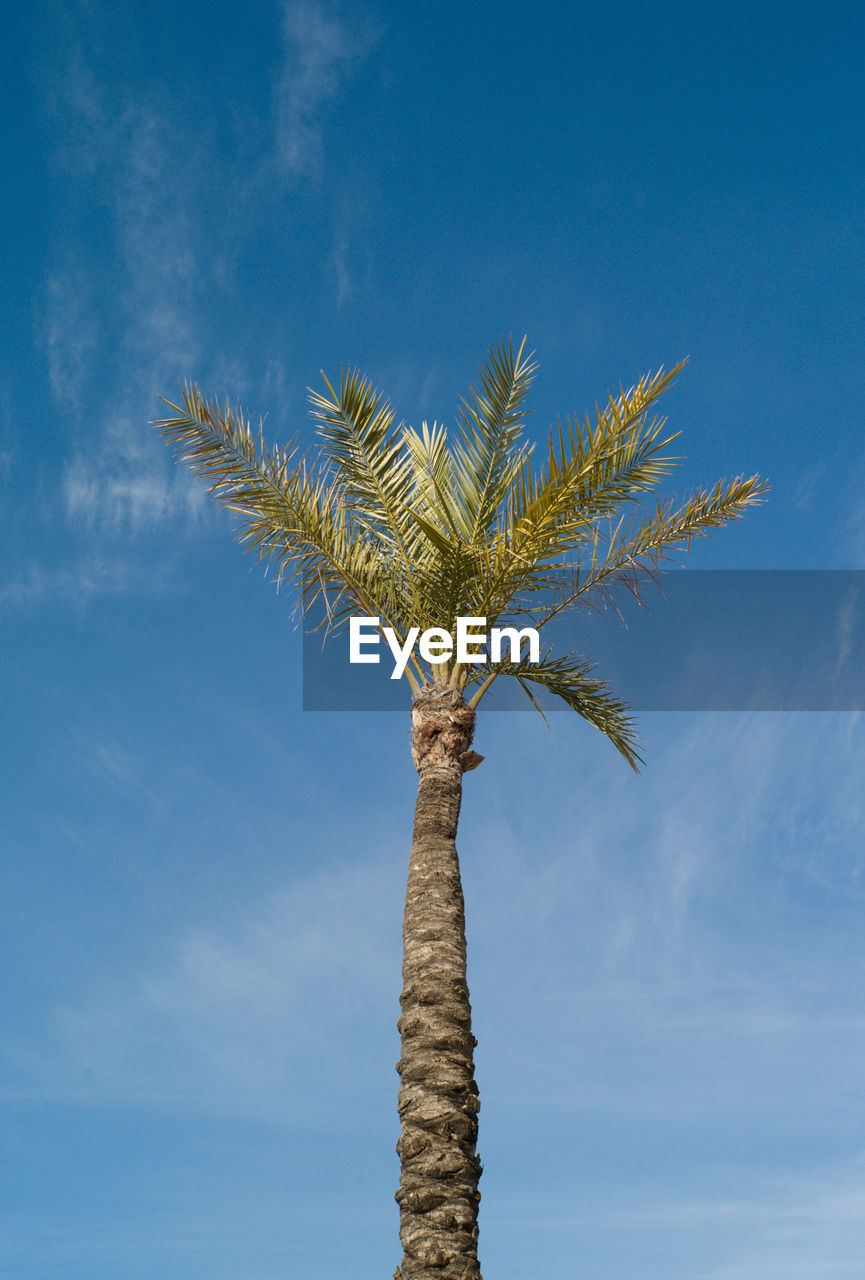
[450,336,537,543]
[154,384,415,661]
[468,649,643,771]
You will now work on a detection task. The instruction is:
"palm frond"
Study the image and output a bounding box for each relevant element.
[450,336,537,543]
[153,384,411,634]
[306,368,423,577]
[532,473,770,626]
[468,649,643,771]
[402,419,465,545]
[507,363,684,547]
[461,365,685,624]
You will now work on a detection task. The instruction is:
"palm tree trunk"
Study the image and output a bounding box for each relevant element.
[394,685,484,1280]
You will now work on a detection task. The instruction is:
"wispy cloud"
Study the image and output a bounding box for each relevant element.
[33,710,858,1130]
[5,710,865,1280]
[0,558,131,617]
[63,411,206,534]
[112,105,200,377]
[14,711,839,1131]
[834,579,861,677]
[490,1155,865,1279]
[41,269,99,410]
[329,206,353,306]
[68,100,204,531]
[464,712,865,1106]
[35,3,382,543]
[0,553,184,620]
[847,478,865,566]
[275,1,372,181]
[274,2,380,305]
[39,27,209,535]
[8,851,402,1118]
[623,1157,865,1279]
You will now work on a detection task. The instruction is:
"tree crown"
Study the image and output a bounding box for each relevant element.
[155,337,767,769]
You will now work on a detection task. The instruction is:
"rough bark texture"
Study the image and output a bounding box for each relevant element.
[395,685,484,1280]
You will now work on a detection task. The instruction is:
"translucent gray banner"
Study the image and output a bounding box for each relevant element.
[302,571,865,712]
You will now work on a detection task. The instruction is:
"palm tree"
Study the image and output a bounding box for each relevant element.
[154,338,766,1280]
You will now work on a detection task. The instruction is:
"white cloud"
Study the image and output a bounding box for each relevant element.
[10,851,402,1118]
[0,557,135,617]
[329,208,353,306]
[274,6,382,307]
[0,547,194,619]
[63,444,204,533]
[275,1,365,180]
[53,99,206,533]
[39,6,381,539]
[113,105,199,375]
[39,30,210,536]
[465,714,865,1278]
[8,711,865,1226]
[621,1157,865,1279]
[42,269,99,409]
[464,713,865,1094]
[484,1153,865,1279]
[834,579,861,678]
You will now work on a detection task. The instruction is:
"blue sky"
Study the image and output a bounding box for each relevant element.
[2,1,865,1276]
